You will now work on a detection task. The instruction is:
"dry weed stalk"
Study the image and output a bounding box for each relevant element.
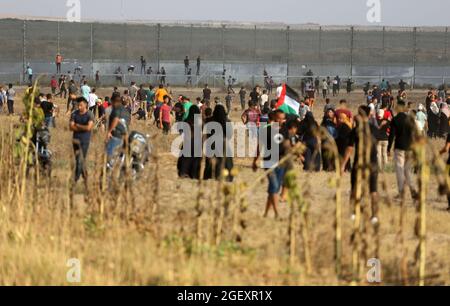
[351,118,364,284]
[413,137,429,286]
[320,127,342,278]
[285,170,298,268]
[195,155,206,250]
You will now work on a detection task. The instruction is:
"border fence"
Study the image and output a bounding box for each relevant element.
[1,18,450,88]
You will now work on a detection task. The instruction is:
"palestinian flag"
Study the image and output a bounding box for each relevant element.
[276,84,300,116]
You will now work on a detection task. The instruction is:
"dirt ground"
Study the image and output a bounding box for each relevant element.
[0,84,449,285]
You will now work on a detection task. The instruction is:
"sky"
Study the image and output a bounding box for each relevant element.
[0,0,449,27]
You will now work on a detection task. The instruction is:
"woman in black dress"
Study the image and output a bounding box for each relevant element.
[177,105,202,179]
[298,112,321,172]
[335,112,353,172]
[203,104,234,182]
[321,108,338,172]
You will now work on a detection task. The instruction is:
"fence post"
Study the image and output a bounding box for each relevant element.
[286,26,290,84]
[253,25,257,88]
[350,26,354,78]
[412,27,417,89]
[382,26,386,78]
[318,26,322,76]
[22,20,26,84]
[57,21,61,55]
[157,23,161,73]
[124,23,128,64]
[90,23,94,80]
[221,24,226,73]
[190,24,193,57]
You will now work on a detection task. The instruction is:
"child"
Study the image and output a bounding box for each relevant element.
[159,95,172,135]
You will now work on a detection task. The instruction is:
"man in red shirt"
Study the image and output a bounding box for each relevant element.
[56,53,63,74]
[50,76,59,94]
[335,99,353,126]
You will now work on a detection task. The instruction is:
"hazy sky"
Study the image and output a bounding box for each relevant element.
[0,0,449,26]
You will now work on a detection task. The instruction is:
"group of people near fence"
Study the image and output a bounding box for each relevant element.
[2,75,450,217]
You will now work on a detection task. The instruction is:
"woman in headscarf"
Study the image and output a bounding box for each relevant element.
[439,101,450,138]
[177,105,202,179]
[335,112,353,172]
[203,104,234,182]
[321,108,338,172]
[428,99,440,138]
[298,111,321,172]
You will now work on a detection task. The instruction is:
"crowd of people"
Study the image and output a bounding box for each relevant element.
[1,69,449,217]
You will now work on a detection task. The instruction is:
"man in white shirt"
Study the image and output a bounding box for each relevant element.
[88,88,98,113]
[260,90,269,108]
[81,81,91,101]
[321,79,329,99]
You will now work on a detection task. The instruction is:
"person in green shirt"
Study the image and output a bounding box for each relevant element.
[145,85,155,114]
[182,96,193,121]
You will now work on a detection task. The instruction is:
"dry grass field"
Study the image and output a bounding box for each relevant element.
[0,84,449,285]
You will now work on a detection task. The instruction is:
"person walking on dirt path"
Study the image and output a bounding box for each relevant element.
[225,91,233,115]
[346,78,354,94]
[315,77,320,95]
[253,110,287,219]
[136,84,148,111]
[88,88,99,115]
[106,93,131,159]
[6,84,15,115]
[227,76,235,93]
[203,84,212,102]
[181,96,193,122]
[145,85,155,115]
[321,79,329,99]
[58,75,67,99]
[56,53,63,74]
[159,95,172,135]
[388,100,419,200]
[155,84,170,104]
[67,80,78,112]
[70,97,94,184]
[341,105,380,224]
[260,90,269,109]
[439,133,450,212]
[0,86,6,114]
[41,93,56,128]
[239,86,247,111]
[50,76,59,95]
[81,80,91,102]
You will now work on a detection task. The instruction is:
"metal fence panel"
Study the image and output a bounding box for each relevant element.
[26,20,58,62]
[93,23,126,61]
[353,27,384,65]
[191,26,223,62]
[255,27,287,63]
[0,19,23,62]
[59,21,91,61]
[416,27,447,65]
[384,27,414,65]
[2,19,450,86]
[289,27,321,64]
[124,23,158,62]
[224,26,255,63]
[320,28,351,64]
